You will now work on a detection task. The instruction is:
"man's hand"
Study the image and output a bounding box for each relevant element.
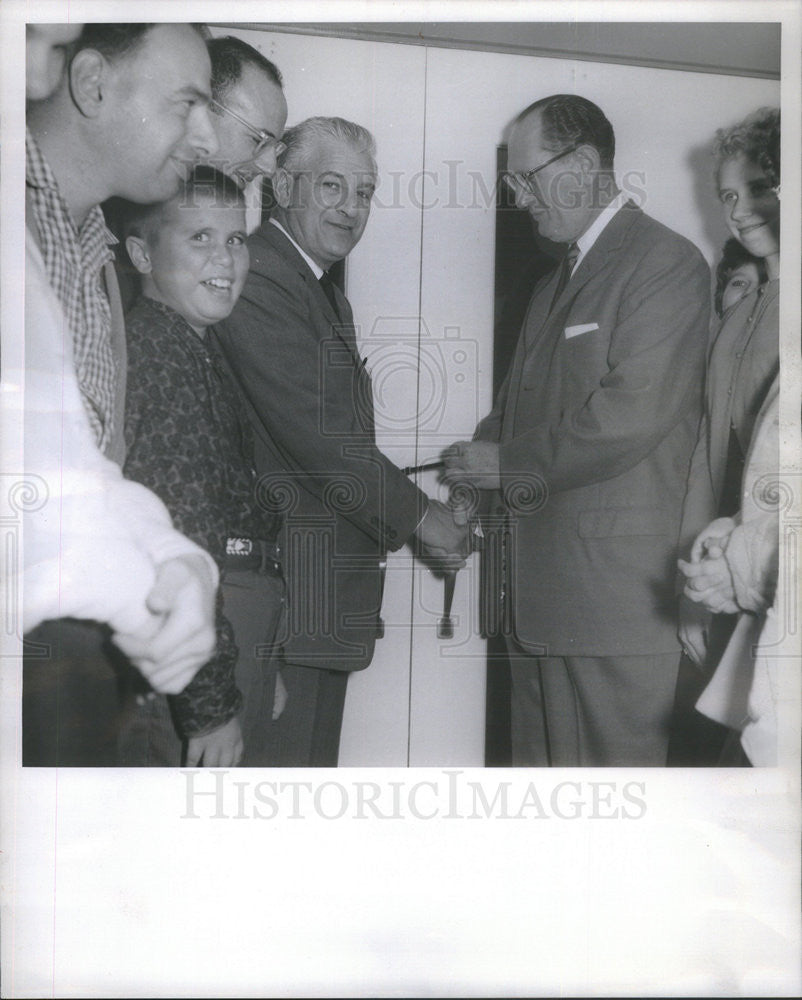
[273,670,288,721]
[415,499,469,570]
[186,716,244,767]
[441,441,501,490]
[111,553,217,695]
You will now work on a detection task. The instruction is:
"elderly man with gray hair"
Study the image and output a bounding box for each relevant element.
[213,116,467,765]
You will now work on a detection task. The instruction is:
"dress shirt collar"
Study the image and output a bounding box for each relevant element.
[574,190,626,271]
[269,217,324,279]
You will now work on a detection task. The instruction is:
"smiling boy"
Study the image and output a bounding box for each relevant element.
[120,166,285,766]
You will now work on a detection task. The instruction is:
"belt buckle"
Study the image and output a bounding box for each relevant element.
[226,537,253,557]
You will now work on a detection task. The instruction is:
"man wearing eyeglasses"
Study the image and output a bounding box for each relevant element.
[443,94,710,767]
[207,36,287,191]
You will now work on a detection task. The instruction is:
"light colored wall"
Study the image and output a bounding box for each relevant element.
[213,26,779,766]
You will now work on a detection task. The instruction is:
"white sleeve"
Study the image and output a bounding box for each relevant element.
[17,234,218,636]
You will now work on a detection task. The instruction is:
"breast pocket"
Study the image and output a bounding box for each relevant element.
[564,322,600,340]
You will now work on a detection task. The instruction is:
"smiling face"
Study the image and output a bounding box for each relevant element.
[132,187,249,334]
[276,135,376,270]
[718,153,780,261]
[101,24,219,204]
[209,64,287,185]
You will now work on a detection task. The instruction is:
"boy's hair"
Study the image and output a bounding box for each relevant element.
[713,237,768,317]
[123,165,245,246]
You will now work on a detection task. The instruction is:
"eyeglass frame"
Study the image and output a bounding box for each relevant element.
[503,143,581,197]
[210,98,287,160]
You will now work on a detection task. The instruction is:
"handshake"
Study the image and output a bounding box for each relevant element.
[410,439,501,572]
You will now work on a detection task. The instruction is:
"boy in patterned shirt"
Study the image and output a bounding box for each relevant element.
[120,166,286,766]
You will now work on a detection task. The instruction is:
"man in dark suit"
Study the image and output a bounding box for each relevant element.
[214,116,466,765]
[444,94,710,766]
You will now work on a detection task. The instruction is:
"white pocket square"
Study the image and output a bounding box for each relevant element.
[565,322,599,339]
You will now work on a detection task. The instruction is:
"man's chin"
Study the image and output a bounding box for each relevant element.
[170,158,195,181]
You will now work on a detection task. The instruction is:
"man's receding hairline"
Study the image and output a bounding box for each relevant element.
[510,109,544,147]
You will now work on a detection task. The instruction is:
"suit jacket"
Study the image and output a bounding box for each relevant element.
[475,202,710,656]
[213,222,426,670]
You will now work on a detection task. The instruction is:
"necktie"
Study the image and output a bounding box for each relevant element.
[549,243,579,314]
[319,271,342,321]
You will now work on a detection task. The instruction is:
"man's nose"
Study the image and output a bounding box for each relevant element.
[514,185,539,210]
[188,104,220,160]
[254,145,279,180]
[337,188,360,216]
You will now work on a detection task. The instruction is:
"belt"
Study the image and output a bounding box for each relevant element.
[224,537,282,577]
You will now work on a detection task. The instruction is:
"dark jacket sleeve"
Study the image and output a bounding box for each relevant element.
[214,238,427,551]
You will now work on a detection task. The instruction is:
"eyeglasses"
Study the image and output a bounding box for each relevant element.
[210,98,287,160]
[503,144,580,196]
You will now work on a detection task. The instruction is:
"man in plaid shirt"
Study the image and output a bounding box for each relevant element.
[23,23,224,765]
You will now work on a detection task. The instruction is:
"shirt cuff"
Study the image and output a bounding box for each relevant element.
[413,495,431,535]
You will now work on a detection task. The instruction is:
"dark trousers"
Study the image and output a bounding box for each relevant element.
[506,641,680,767]
[667,613,746,767]
[118,568,285,767]
[23,619,124,767]
[227,569,285,767]
[261,663,349,767]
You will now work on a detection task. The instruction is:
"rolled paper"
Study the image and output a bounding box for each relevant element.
[401,460,445,475]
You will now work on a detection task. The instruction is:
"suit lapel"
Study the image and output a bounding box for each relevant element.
[258,222,364,368]
[522,201,644,371]
[557,200,642,304]
[505,203,643,441]
[255,221,374,436]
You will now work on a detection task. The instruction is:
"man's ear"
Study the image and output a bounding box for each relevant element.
[272,166,294,208]
[126,235,153,275]
[574,143,601,178]
[68,48,107,118]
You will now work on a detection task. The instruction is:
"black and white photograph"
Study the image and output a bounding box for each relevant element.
[1,0,800,995]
